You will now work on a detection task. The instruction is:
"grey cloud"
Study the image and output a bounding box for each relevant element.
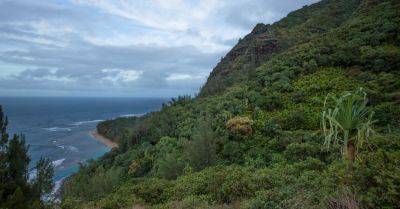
[222,0,319,29]
[0,0,319,97]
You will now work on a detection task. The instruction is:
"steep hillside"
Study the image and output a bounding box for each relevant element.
[200,0,361,96]
[62,0,400,208]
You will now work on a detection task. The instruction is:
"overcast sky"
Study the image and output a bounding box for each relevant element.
[0,0,318,97]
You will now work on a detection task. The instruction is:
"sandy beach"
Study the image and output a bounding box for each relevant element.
[90,131,118,148]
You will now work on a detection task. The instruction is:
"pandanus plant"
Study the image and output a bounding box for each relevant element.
[321,88,375,170]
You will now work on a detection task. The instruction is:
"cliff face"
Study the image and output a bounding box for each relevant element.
[199,0,362,96]
[199,23,278,96]
[224,24,277,64]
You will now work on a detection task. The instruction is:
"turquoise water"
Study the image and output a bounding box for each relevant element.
[0,97,166,188]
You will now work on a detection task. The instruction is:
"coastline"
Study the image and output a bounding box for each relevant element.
[90,131,118,148]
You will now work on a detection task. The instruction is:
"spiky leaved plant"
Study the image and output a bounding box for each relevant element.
[321,88,375,170]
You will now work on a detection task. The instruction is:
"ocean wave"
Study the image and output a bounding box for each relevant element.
[52,177,65,196]
[29,169,37,181]
[120,113,145,118]
[44,177,66,202]
[58,145,79,152]
[43,127,72,132]
[41,177,66,202]
[52,159,66,168]
[71,119,104,126]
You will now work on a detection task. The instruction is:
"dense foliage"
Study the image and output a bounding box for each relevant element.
[62,0,400,208]
[0,106,54,209]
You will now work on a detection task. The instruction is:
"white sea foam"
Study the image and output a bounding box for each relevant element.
[52,178,65,195]
[41,177,66,202]
[58,145,79,152]
[52,159,65,168]
[71,119,104,126]
[120,113,144,118]
[43,127,72,132]
[29,169,37,181]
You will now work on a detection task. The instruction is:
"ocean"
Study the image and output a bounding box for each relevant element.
[0,97,165,193]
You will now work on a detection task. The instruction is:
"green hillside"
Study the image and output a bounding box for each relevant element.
[61,0,400,208]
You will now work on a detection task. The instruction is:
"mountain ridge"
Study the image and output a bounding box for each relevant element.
[200,0,362,96]
[61,0,400,208]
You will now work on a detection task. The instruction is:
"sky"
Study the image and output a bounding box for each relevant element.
[0,0,318,98]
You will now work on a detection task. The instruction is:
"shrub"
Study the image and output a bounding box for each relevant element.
[185,136,217,171]
[131,178,172,204]
[171,165,255,204]
[282,110,308,130]
[262,119,281,136]
[156,154,186,180]
[360,45,400,72]
[292,91,305,103]
[226,116,253,137]
[221,141,243,163]
[284,142,322,162]
[262,93,283,111]
[160,195,211,209]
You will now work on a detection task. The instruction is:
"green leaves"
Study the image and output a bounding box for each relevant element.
[321,88,375,159]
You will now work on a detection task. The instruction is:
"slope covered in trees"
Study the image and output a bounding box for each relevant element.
[62,0,400,208]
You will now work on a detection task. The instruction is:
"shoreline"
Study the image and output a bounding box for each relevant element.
[90,131,118,148]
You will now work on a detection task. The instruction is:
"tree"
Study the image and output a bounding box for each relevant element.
[321,88,375,170]
[156,153,185,180]
[32,157,54,198]
[6,134,30,190]
[0,105,9,206]
[0,105,54,209]
[185,120,217,171]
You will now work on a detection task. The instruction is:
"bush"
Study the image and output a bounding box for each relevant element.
[360,45,400,72]
[284,142,322,162]
[131,178,172,204]
[262,120,281,136]
[185,135,217,171]
[62,166,123,202]
[154,137,187,179]
[159,195,211,209]
[221,141,243,163]
[156,154,186,180]
[262,93,283,111]
[282,110,307,130]
[226,116,253,137]
[171,165,255,203]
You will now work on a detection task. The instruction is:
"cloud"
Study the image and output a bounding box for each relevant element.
[0,0,319,97]
[166,74,193,81]
[102,69,143,82]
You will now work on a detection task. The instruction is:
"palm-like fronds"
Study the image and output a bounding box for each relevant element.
[321,88,375,157]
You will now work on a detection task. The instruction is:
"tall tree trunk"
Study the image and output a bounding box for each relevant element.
[347,140,356,171]
[346,139,356,187]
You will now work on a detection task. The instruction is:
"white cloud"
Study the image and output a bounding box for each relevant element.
[33,75,75,83]
[102,69,143,83]
[166,73,193,81]
[119,70,143,81]
[166,73,207,83]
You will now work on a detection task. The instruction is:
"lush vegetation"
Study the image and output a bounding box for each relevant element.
[62,0,400,208]
[0,106,55,209]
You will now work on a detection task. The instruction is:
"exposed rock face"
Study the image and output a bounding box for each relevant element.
[225,23,277,63]
[251,37,278,63]
[200,23,278,96]
[225,45,247,61]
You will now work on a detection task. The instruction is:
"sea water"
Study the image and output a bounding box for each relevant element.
[0,97,165,193]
